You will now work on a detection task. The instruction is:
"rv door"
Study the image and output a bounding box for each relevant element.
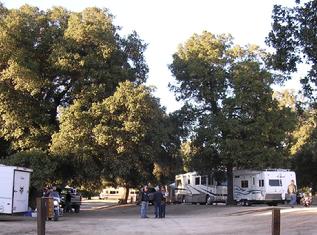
[12,170,30,213]
[266,178,283,198]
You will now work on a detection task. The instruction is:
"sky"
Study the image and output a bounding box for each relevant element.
[2,0,299,113]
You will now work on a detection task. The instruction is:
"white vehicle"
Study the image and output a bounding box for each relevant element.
[0,165,32,214]
[233,169,296,205]
[99,187,139,202]
[175,172,227,204]
[175,169,296,205]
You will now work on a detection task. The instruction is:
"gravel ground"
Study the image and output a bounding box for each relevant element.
[1,203,317,235]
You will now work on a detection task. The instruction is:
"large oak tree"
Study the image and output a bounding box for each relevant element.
[170,32,296,204]
[0,5,147,151]
[50,81,182,201]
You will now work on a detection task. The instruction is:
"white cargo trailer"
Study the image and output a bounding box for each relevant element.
[0,165,33,214]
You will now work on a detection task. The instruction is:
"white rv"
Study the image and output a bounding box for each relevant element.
[0,165,33,214]
[175,172,227,204]
[99,187,139,202]
[233,169,296,205]
[175,169,296,205]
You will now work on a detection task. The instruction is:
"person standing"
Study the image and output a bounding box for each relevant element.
[49,186,60,198]
[288,180,297,208]
[153,187,163,218]
[160,186,168,218]
[138,186,149,218]
[65,191,72,213]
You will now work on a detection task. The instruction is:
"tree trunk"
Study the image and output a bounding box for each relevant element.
[124,185,129,204]
[226,164,234,205]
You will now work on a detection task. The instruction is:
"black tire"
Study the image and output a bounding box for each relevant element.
[241,199,250,206]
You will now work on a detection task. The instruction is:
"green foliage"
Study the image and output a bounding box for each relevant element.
[292,125,317,191]
[0,5,148,151]
[267,0,317,185]
[266,0,317,100]
[290,109,316,155]
[50,81,181,191]
[288,105,317,192]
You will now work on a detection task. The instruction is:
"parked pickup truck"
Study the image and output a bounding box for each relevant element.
[60,187,82,213]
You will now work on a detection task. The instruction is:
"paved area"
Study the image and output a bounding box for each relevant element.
[1,203,317,235]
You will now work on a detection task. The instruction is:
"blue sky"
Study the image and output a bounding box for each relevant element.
[2,0,299,112]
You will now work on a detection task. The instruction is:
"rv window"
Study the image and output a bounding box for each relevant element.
[176,180,182,187]
[252,177,255,185]
[201,176,207,185]
[241,180,248,188]
[110,191,116,194]
[195,177,200,185]
[259,180,264,187]
[269,179,282,187]
[188,179,190,185]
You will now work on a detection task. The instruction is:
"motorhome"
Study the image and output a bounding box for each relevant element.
[0,165,33,214]
[233,169,296,205]
[175,172,227,204]
[99,187,139,202]
[175,169,296,205]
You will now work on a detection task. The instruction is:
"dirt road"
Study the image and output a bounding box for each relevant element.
[1,203,317,235]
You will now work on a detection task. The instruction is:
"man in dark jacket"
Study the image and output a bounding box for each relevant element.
[138,186,149,218]
[153,187,163,218]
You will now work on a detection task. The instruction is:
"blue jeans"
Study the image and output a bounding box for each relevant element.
[140,201,148,218]
[154,202,161,218]
[160,203,166,218]
[290,194,297,206]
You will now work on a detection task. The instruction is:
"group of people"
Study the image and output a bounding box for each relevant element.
[42,185,60,198]
[138,185,168,219]
[42,185,73,212]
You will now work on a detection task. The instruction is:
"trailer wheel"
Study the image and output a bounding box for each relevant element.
[241,199,250,206]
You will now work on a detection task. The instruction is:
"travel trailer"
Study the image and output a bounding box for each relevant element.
[0,165,33,214]
[175,172,227,204]
[99,187,139,202]
[175,169,296,205]
[233,169,296,205]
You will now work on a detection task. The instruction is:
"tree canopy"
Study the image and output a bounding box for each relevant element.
[0,5,147,151]
[267,0,317,191]
[266,0,317,101]
[50,81,182,199]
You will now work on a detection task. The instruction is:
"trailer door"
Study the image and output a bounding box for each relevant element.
[265,178,283,200]
[12,170,30,213]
